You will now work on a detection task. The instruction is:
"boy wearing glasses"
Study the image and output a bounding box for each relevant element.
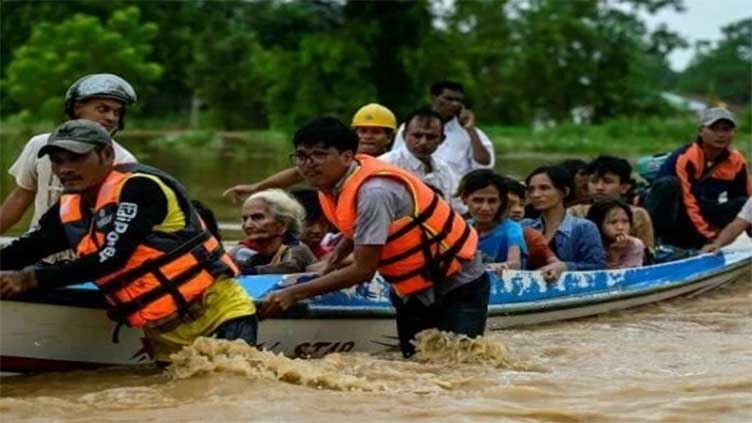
[261,117,488,358]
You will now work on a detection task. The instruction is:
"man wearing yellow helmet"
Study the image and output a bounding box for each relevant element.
[223,103,397,201]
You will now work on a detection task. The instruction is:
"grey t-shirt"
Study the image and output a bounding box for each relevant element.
[354,176,484,305]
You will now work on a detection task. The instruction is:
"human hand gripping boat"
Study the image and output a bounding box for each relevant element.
[1,248,750,373]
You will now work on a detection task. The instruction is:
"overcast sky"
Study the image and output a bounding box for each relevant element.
[639,0,750,71]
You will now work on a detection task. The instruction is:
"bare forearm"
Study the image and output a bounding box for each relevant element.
[714,218,748,247]
[259,167,304,190]
[0,187,35,234]
[465,128,491,165]
[288,263,375,300]
[507,247,521,270]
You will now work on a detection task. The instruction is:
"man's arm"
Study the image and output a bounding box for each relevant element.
[0,186,35,234]
[0,202,69,270]
[676,157,715,240]
[262,178,404,316]
[223,167,304,202]
[701,217,750,253]
[260,244,382,317]
[459,110,493,167]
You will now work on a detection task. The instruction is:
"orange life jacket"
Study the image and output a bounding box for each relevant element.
[59,163,238,328]
[318,155,477,297]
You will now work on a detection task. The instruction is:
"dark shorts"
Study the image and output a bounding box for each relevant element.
[647,176,747,249]
[212,314,259,346]
[390,272,490,358]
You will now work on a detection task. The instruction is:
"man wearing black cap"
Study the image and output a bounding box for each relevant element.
[0,120,258,363]
[647,108,752,249]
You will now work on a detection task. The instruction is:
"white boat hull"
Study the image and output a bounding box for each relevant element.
[1,250,750,373]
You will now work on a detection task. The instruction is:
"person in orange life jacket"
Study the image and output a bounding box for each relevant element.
[229,189,315,274]
[223,103,397,203]
[646,108,752,249]
[0,120,257,363]
[378,108,467,214]
[259,117,489,358]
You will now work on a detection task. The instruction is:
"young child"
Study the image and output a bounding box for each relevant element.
[460,169,527,270]
[291,188,334,259]
[502,176,564,276]
[586,199,645,269]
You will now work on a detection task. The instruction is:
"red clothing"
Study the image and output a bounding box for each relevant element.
[524,227,556,270]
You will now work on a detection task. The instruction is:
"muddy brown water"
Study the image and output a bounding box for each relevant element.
[1,271,750,423]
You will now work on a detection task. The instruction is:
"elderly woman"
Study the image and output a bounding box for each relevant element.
[230,189,316,275]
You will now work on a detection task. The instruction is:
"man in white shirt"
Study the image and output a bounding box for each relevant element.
[1,74,138,234]
[391,80,495,176]
[378,108,467,214]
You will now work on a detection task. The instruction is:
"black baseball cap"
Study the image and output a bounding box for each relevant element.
[38,119,112,158]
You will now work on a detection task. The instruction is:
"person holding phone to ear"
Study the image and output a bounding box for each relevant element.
[391,80,495,177]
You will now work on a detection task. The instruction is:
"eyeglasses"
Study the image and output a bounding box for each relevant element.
[289,150,336,166]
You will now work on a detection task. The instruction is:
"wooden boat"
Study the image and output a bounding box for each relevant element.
[1,250,750,373]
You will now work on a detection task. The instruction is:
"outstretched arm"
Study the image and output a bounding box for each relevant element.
[223,167,304,202]
[0,186,35,235]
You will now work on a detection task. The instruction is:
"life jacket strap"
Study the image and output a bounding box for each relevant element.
[99,230,211,296]
[385,193,439,242]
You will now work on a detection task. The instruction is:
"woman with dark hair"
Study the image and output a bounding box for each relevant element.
[586,199,645,269]
[459,169,526,271]
[522,165,606,272]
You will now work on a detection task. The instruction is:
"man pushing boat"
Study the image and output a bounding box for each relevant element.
[0,119,257,363]
[259,117,489,358]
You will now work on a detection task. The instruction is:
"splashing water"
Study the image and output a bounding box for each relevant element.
[167,337,381,391]
[412,329,538,371]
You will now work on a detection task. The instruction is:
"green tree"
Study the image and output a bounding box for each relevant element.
[2,6,162,121]
[678,18,752,105]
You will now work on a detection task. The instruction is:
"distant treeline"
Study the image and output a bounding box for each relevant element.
[1,0,750,129]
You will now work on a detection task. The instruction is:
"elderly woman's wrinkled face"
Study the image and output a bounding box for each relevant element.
[241,198,286,241]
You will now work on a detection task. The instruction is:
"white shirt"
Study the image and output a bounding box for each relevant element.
[9,133,137,230]
[392,116,495,177]
[738,197,752,223]
[378,148,467,214]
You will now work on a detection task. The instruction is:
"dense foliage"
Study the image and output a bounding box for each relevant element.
[1,0,749,129]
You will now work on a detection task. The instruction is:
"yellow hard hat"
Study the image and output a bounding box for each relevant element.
[351,103,397,130]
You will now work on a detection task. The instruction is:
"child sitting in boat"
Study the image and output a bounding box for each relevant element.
[522,165,606,271]
[291,188,335,259]
[460,169,527,271]
[586,198,645,269]
[502,176,564,277]
[230,189,316,274]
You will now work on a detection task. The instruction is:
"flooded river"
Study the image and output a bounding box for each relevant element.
[1,130,751,421]
[1,273,750,422]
